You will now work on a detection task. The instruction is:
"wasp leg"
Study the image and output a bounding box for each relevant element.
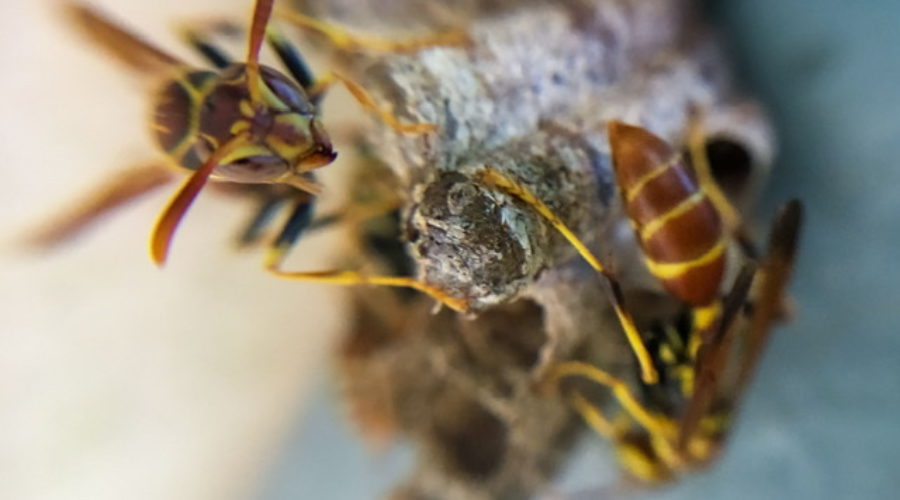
[261,190,465,311]
[263,196,315,268]
[268,266,467,312]
[234,193,290,248]
[685,111,759,259]
[308,72,437,134]
[686,112,740,233]
[547,361,678,465]
[276,8,469,54]
[238,182,395,254]
[265,26,317,97]
[477,166,659,384]
[178,22,236,69]
[27,163,174,248]
[569,391,673,483]
[267,14,438,132]
[569,391,618,440]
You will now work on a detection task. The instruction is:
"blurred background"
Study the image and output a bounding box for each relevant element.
[1,1,898,499]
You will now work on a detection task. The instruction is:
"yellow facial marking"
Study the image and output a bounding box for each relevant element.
[265,113,313,159]
[239,99,255,118]
[230,120,251,135]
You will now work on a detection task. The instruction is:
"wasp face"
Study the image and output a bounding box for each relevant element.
[153,65,335,190]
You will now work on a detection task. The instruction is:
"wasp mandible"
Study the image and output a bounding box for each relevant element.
[38,1,466,311]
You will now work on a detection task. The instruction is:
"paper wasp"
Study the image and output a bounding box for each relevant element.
[546,200,801,484]
[36,1,466,310]
[479,120,802,483]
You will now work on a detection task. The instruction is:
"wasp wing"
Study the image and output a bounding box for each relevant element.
[64,3,184,76]
[677,200,803,452]
[26,164,174,248]
[735,200,804,395]
[677,264,756,452]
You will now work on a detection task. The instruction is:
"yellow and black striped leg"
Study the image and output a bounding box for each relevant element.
[275,8,470,54]
[477,167,659,384]
[27,163,174,248]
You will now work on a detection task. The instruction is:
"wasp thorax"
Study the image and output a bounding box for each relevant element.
[151,65,335,185]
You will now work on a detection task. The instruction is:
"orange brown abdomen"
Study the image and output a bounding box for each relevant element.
[608,121,725,306]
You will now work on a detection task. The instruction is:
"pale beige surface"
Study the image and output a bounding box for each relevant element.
[0,2,351,499]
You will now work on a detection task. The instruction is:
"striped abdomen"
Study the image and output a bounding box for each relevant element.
[151,69,218,170]
[608,121,725,306]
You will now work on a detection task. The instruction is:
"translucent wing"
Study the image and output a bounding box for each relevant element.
[64,2,184,76]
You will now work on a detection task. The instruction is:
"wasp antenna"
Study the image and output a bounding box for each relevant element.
[150,136,248,265]
[245,0,275,105]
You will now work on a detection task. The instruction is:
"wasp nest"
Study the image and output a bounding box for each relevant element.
[293,0,774,497]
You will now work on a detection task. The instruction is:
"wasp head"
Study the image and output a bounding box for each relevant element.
[200,64,335,189]
[152,64,335,191]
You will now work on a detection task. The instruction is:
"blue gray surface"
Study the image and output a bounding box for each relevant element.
[261,2,900,498]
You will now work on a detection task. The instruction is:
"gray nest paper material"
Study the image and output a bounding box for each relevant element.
[298,0,773,309]
[294,0,776,498]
